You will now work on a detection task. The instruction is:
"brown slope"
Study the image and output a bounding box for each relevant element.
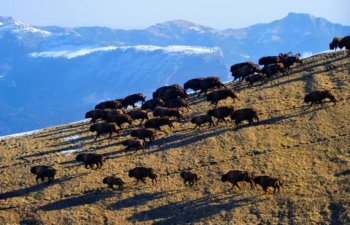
[0,50,349,225]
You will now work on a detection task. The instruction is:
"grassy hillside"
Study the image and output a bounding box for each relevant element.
[0,50,349,225]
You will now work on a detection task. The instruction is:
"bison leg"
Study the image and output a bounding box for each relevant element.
[141,178,147,184]
[85,163,89,169]
[139,118,144,126]
[36,176,40,183]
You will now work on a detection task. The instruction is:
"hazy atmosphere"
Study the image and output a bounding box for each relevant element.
[0,0,349,29]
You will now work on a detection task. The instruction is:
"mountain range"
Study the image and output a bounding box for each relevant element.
[0,12,349,135]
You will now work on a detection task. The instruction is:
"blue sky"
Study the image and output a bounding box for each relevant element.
[1,0,349,29]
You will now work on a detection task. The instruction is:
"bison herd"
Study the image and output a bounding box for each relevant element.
[29,37,344,196]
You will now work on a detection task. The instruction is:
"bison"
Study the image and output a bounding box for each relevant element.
[184,78,204,93]
[207,89,239,107]
[122,93,146,109]
[141,98,165,111]
[207,106,235,125]
[127,110,149,125]
[254,176,282,193]
[245,73,266,86]
[191,114,214,128]
[164,98,191,111]
[330,37,343,51]
[197,76,227,96]
[230,62,260,81]
[106,114,133,129]
[153,107,184,120]
[30,165,57,184]
[339,35,350,50]
[153,84,184,99]
[144,117,175,133]
[95,100,122,110]
[76,153,104,169]
[221,170,254,190]
[258,56,279,67]
[304,90,337,106]
[131,128,156,142]
[122,139,145,151]
[230,108,259,126]
[180,171,199,187]
[128,167,158,184]
[85,109,104,124]
[261,63,287,79]
[103,176,125,190]
[90,122,119,140]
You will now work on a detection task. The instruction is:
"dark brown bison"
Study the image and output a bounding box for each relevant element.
[122,139,145,151]
[100,109,124,121]
[197,76,227,96]
[106,114,133,129]
[245,73,266,86]
[330,37,342,51]
[127,110,149,125]
[207,89,239,106]
[95,100,122,110]
[254,176,282,193]
[162,87,188,101]
[279,54,302,72]
[339,35,350,50]
[131,128,156,142]
[141,98,165,111]
[103,176,125,190]
[180,171,199,187]
[144,117,175,132]
[90,122,119,140]
[153,84,184,99]
[30,165,57,184]
[304,90,337,106]
[221,170,254,190]
[85,109,104,123]
[191,114,214,128]
[122,93,146,109]
[184,78,204,93]
[230,62,260,81]
[258,56,279,67]
[164,98,191,111]
[128,167,158,184]
[207,106,235,125]
[76,153,104,169]
[230,108,259,126]
[261,63,286,79]
[153,107,184,120]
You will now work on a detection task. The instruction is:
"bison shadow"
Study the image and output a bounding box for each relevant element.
[335,169,350,177]
[109,191,170,211]
[128,193,264,224]
[0,174,84,200]
[40,190,114,211]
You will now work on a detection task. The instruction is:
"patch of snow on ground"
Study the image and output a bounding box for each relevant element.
[60,149,83,156]
[63,135,80,141]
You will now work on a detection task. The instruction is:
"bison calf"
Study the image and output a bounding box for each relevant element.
[207,89,239,107]
[103,176,125,190]
[304,90,336,106]
[180,171,199,187]
[128,167,158,184]
[254,176,282,193]
[30,165,57,184]
[144,117,175,133]
[221,170,254,190]
[76,153,104,169]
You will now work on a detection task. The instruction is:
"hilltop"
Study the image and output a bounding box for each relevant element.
[0,50,349,224]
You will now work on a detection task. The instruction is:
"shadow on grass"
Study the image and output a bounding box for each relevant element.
[0,173,85,200]
[40,189,114,211]
[128,193,264,224]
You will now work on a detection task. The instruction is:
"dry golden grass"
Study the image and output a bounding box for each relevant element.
[0,50,349,225]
